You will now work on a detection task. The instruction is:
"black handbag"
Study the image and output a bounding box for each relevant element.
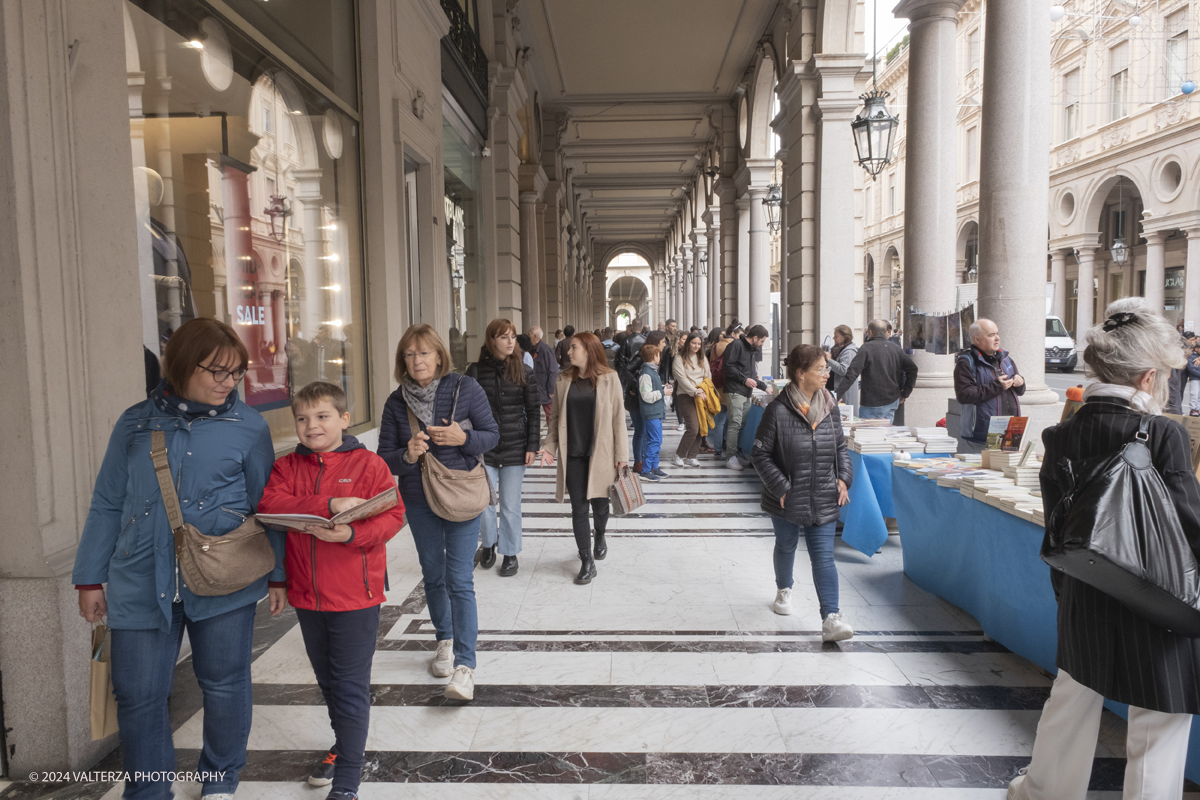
[1042,414,1200,636]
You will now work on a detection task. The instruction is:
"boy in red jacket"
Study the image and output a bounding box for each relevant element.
[258,382,405,800]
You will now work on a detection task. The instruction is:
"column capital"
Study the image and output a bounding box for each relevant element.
[519,191,540,206]
[893,0,968,24]
[1052,233,1102,253]
[734,158,777,194]
[1143,229,1170,245]
[518,163,548,197]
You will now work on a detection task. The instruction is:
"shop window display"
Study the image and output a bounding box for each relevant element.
[124,0,367,446]
[442,112,485,374]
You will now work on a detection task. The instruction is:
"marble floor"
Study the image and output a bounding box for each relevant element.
[6,425,1199,800]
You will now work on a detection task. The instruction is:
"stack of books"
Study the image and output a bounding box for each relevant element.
[914,428,959,454]
[1002,462,1042,488]
[849,427,895,454]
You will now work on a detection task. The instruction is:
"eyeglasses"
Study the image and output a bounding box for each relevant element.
[816,366,832,376]
[404,350,435,361]
[196,364,247,383]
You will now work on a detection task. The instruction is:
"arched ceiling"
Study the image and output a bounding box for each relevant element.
[519,0,778,243]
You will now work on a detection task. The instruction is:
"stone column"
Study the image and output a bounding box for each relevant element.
[682,242,695,327]
[976,0,1057,411]
[1050,249,1068,320]
[1143,231,1168,313]
[1185,226,1200,328]
[536,202,549,325]
[704,213,721,326]
[895,0,968,426]
[1076,247,1097,342]
[736,196,751,323]
[488,65,529,323]
[695,234,709,330]
[519,191,541,327]
[749,185,772,368]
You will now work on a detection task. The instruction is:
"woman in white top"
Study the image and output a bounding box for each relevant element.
[672,331,712,467]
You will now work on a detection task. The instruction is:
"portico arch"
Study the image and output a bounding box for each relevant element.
[744,44,779,160]
[1080,170,1150,235]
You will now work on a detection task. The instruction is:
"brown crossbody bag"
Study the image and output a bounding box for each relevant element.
[151,430,275,596]
[405,380,494,522]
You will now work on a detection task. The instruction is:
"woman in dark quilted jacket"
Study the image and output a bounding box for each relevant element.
[752,343,854,642]
[467,319,541,576]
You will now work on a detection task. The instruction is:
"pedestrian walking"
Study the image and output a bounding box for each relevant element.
[73,318,285,800]
[1009,307,1199,800]
[672,331,711,467]
[835,319,918,423]
[555,325,575,369]
[258,381,406,798]
[467,319,541,576]
[615,322,648,470]
[751,343,855,642]
[378,324,500,702]
[528,325,559,426]
[539,332,628,584]
[723,324,774,469]
[638,343,672,481]
[824,324,859,409]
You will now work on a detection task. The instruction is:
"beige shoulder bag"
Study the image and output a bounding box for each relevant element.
[405,379,493,522]
[151,430,275,596]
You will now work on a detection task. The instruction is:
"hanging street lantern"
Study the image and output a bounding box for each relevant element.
[764,183,782,233]
[852,90,900,179]
[1111,237,1129,265]
[264,194,291,242]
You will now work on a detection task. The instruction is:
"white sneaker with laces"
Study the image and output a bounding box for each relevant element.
[677,423,687,432]
[673,455,686,467]
[726,456,744,471]
[773,588,793,615]
[685,458,701,467]
[431,639,454,677]
[205,794,233,800]
[821,612,854,642]
[444,665,474,701]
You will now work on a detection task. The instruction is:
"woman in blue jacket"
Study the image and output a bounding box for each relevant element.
[73,318,285,800]
[378,324,499,702]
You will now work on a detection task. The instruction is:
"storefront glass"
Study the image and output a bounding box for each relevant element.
[1165,266,1185,327]
[442,112,485,374]
[124,0,367,447]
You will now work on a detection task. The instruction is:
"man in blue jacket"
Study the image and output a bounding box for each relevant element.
[953,318,1025,450]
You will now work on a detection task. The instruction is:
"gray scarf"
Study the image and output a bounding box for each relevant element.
[402,376,441,426]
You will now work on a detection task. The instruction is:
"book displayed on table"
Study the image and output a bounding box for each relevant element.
[1000,417,1028,452]
[985,416,1012,449]
[256,486,399,531]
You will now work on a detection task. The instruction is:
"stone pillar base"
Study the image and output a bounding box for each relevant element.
[902,384,956,429]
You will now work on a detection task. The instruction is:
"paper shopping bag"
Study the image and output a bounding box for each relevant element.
[89,624,119,740]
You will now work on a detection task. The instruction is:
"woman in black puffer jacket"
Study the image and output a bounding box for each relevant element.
[467,318,541,576]
[753,343,854,642]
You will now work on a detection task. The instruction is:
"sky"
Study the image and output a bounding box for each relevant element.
[864,1,911,62]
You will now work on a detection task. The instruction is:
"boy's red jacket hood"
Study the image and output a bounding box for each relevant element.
[258,435,405,612]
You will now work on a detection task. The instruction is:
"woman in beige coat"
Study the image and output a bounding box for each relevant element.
[539,331,629,584]
[672,331,712,467]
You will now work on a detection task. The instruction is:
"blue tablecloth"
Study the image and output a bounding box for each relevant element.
[839,452,939,557]
[892,465,1200,783]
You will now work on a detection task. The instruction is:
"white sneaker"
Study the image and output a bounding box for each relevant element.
[685,458,701,467]
[773,588,793,615]
[444,665,474,701]
[431,639,454,677]
[677,423,687,432]
[205,795,233,800]
[1005,769,1029,800]
[726,456,744,471]
[673,455,686,467]
[821,612,854,642]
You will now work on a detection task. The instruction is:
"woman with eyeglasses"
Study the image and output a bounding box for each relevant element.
[378,324,499,702]
[751,343,854,642]
[73,318,285,800]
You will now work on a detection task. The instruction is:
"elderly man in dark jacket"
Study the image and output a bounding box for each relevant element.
[528,325,558,425]
[752,342,854,642]
[953,317,1025,451]
[835,319,918,422]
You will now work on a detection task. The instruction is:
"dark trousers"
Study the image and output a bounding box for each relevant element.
[295,605,382,794]
[566,455,609,553]
[675,393,702,459]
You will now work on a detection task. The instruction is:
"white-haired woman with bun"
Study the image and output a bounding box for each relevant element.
[1009,298,1200,800]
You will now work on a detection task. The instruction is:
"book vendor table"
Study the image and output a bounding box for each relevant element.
[891,464,1200,783]
[839,452,939,557]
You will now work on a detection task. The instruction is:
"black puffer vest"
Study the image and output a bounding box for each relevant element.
[467,351,541,468]
[751,389,854,526]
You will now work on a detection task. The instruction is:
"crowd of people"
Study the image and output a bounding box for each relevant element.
[70,298,1200,800]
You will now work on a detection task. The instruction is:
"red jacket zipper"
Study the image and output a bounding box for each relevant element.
[361,548,373,600]
[311,455,325,611]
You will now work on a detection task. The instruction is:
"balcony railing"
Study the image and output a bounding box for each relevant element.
[440,0,489,96]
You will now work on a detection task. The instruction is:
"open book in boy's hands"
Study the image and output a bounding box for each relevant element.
[257,486,399,532]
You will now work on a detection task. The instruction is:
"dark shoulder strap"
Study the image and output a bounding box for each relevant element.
[1136,413,1152,442]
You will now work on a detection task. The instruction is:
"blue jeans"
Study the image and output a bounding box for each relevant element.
[630,407,646,463]
[480,464,526,556]
[771,517,840,619]
[407,503,480,669]
[642,418,663,472]
[859,399,900,422]
[110,601,256,800]
[295,605,380,793]
[706,407,728,453]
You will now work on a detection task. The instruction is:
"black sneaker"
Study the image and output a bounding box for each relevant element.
[325,791,357,800]
[308,752,337,787]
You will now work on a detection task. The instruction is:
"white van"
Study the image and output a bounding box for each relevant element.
[1045,316,1077,373]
